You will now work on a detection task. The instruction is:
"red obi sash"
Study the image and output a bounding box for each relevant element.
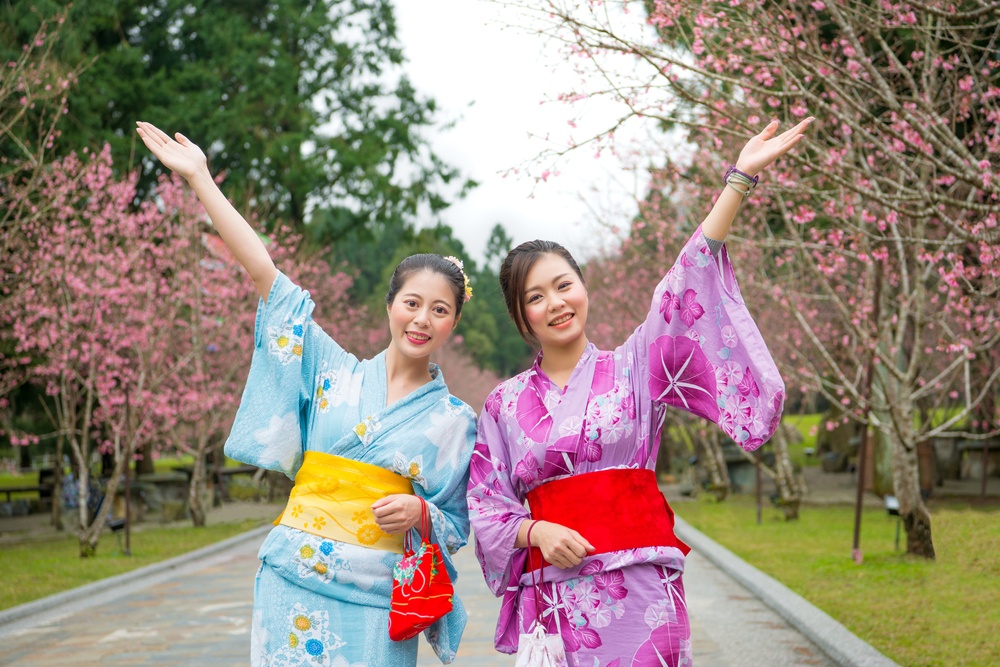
[525,468,690,570]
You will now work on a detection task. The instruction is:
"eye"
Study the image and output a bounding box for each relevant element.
[433,306,449,315]
[527,294,542,303]
[558,281,572,290]
[404,300,418,308]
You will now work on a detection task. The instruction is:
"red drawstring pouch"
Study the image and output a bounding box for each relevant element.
[388,497,454,641]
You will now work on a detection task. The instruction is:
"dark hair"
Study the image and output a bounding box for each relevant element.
[385,254,467,319]
[498,240,586,346]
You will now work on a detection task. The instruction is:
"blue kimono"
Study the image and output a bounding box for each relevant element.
[225,272,477,666]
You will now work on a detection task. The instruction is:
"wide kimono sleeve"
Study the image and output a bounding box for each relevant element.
[421,401,479,561]
[622,227,785,451]
[224,271,355,476]
[467,393,532,597]
[410,399,478,662]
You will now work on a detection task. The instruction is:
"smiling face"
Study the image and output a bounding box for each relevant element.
[386,269,458,360]
[522,252,590,351]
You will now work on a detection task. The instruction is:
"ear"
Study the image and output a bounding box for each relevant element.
[452,314,461,330]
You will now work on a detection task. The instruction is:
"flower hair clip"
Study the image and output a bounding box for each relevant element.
[443,255,473,303]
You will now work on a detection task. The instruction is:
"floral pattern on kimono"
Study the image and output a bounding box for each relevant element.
[227,271,478,665]
[468,228,783,665]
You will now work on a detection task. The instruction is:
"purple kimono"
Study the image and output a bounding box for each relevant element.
[468,228,784,666]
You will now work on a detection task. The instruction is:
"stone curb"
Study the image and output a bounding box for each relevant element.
[0,524,270,631]
[674,516,900,667]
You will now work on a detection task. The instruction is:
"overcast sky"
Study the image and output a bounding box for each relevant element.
[393,1,652,265]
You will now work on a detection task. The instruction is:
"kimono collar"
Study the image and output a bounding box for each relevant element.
[363,350,447,416]
[531,342,598,391]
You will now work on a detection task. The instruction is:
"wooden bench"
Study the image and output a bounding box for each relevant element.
[0,484,52,502]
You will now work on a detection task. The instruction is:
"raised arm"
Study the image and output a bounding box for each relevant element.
[702,117,813,242]
[135,121,277,300]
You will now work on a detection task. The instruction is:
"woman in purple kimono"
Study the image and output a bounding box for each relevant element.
[468,118,813,666]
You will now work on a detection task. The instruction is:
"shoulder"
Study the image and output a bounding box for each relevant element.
[441,393,478,425]
[482,369,534,422]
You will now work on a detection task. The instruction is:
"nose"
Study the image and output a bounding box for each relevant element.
[412,307,430,326]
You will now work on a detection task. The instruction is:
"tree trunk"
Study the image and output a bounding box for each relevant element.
[50,433,64,531]
[888,422,935,559]
[771,425,802,520]
[134,444,155,476]
[187,451,207,528]
[700,428,730,501]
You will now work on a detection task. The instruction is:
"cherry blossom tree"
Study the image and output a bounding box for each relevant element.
[155,174,372,527]
[513,0,1000,556]
[1,11,84,417]
[5,146,189,555]
[4,141,368,548]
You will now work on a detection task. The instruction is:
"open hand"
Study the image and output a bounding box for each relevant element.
[135,121,208,182]
[735,117,814,177]
[371,494,423,535]
[530,520,595,569]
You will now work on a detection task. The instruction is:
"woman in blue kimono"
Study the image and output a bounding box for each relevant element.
[136,121,477,666]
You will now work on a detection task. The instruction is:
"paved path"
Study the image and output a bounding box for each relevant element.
[0,531,834,667]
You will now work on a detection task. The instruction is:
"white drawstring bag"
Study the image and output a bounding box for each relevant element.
[515,623,568,667]
[514,522,568,667]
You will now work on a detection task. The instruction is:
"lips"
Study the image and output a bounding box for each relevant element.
[405,331,431,344]
[549,313,574,327]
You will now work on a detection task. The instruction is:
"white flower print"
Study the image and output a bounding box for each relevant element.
[314,365,363,412]
[558,415,583,437]
[721,324,739,348]
[588,598,625,629]
[292,536,353,584]
[424,410,470,471]
[392,451,427,488]
[267,316,306,365]
[644,598,677,629]
[744,408,765,437]
[353,415,382,446]
[601,405,624,430]
[286,533,381,591]
[542,389,562,412]
[585,399,603,425]
[269,603,345,667]
[252,412,301,472]
[601,417,633,444]
[665,266,686,294]
[572,580,601,611]
[720,361,744,387]
[441,394,468,418]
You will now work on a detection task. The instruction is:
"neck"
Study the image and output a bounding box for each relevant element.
[539,335,590,380]
[384,344,431,387]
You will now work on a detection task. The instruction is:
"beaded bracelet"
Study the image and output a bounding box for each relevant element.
[724,165,758,198]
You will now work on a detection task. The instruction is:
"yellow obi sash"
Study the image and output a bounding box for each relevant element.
[275,451,414,554]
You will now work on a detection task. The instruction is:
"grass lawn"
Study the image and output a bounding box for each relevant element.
[676,495,1000,667]
[0,469,44,501]
[0,517,266,611]
[783,412,823,467]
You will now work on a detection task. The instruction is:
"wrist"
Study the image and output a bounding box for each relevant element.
[733,161,758,178]
[524,519,541,547]
[185,166,214,189]
[724,164,758,198]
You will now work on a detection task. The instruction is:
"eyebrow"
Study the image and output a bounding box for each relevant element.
[402,293,451,307]
[524,273,571,295]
